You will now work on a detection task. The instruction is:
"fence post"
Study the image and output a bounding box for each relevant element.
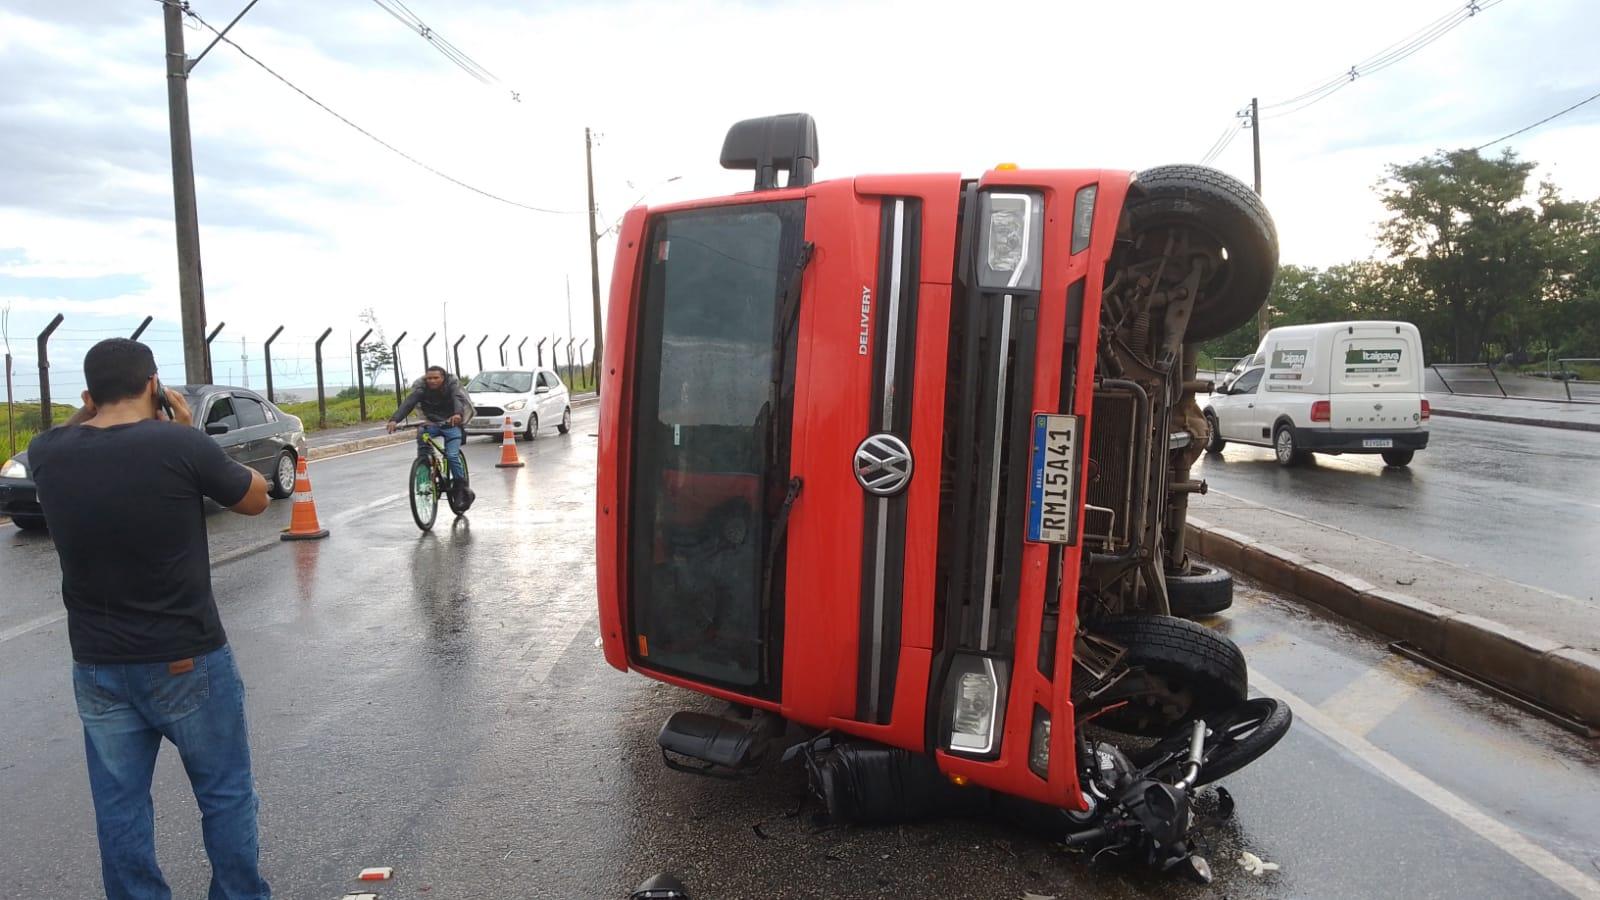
[130,316,153,340]
[204,322,225,384]
[476,335,488,374]
[422,332,436,371]
[453,335,466,378]
[1559,359,1573,402]
[263,326,284,403]
[355,328,373,421]
[517,337,528,367]
[578,340,590,391]
[498,335,510,367]
[36,314,64,429]
[392,331,408,402]
[566,339,575,388]
[536,337,547,367]
[1486,363,1507,398]
[314,328,333,429]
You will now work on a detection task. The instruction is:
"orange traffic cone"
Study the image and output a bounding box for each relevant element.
[496,416,525,468]
[280,455,330,541]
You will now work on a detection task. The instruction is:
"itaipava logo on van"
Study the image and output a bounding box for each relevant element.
[1272,349,1308,370]
[1344,346,1404,374]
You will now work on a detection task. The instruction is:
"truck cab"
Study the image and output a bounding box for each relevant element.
[596,115,1288,868]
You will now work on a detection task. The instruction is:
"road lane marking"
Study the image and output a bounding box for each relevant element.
[1317,656,1437,737]
[1251,669,1600,899]
[1,493,411,645]
[503,613,595,714]
[0,612,66,643]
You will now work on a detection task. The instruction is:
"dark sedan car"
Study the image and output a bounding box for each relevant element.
[0,385,307,532]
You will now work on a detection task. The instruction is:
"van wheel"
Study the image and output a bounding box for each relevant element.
[1381,449,1414,467]
[1166,562,1233,617]
[1274,425,1308,467]
[1204,411,1225,454]
[1125,165,1279,343]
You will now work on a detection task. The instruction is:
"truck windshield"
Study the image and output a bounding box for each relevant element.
[628,199,806,691]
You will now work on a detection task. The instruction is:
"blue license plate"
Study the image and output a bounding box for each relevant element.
[1027,413,1081,544]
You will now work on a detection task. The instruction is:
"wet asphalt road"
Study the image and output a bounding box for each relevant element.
[3,406,1599,899]
[1194,415,1600,601]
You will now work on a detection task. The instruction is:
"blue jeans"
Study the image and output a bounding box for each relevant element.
[73,645,269,900]
[419,423,466,482]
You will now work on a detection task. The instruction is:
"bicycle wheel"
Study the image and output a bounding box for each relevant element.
[410,456,438,531]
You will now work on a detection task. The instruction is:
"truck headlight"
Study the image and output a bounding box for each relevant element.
[0,458,25,479]
[947,655,1008,755]
[977,192,1043,291]
[505,399,528,411]
[1070,185,1097,254]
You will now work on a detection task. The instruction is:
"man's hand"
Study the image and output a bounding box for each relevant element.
[447,414,463,426]
[164,388,193,427]
[64,394,98,428]
[386,420,398,434]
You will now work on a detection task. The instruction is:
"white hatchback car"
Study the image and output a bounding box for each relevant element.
[463,368,571,441]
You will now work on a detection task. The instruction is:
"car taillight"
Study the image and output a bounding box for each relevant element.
[1311,400,1330,422]
[1421,399,1431,420]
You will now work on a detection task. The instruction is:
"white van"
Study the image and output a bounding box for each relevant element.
[1202,321,1430,467]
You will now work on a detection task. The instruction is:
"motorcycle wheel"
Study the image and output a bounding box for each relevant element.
[1138,697,1292,787]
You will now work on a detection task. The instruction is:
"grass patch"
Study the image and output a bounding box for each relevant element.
[279,394,401,432]
[4,403,78,459]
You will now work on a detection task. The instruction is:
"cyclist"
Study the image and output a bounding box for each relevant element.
[387,365,475,509]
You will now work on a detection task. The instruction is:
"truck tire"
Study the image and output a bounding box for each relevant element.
[1082,615,1248,736]
[1127,165,1279,343]
[12,514,46,532]
[1166,562,1233,617]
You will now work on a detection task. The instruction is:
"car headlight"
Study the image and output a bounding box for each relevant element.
[504,399,528,411]
[1,458,26,479]
[977,191,1044,291]
[946,655,1008,755]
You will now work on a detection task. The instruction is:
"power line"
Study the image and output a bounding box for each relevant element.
[178,4,581,215]
[1474,88,1600,151]
[1259,0,1506,120]
[369,0,498,86]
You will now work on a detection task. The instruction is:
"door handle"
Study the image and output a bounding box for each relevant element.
[1247,403,1254,408]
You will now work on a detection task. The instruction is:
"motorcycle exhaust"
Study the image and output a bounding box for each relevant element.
[1173,719,1206,791]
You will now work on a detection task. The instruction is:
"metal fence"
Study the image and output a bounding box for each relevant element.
[1427,362,1600,404]
[7,316,603,433]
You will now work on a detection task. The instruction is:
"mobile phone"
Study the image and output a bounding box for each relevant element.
[154,379,175,420]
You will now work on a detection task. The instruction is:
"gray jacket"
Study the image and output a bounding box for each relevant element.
[392,374,473,425]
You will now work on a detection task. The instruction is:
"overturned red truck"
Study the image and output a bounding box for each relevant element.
[597,114,1290,879]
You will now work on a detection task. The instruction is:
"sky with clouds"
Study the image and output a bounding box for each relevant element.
[1,0,1597,398]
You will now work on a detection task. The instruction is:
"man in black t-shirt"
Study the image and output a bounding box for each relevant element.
[28,338,272,899]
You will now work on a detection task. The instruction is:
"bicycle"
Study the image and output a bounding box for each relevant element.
[407,425,471,531]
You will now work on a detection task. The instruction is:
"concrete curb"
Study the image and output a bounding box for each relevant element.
[305,395,600,462]
[1188,517,1600,727]
[1432,407,1600,433]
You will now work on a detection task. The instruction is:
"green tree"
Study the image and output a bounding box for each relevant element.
[358,308,395,388]
[1378,149,1548,363]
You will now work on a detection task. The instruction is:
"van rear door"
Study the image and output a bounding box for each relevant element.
[1329,324,1424,431]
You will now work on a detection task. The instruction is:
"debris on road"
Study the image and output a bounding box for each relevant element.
[1238,850,1280,876]
[358,866,393,880]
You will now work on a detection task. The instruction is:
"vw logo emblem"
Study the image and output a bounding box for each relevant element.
[854,433,913,496]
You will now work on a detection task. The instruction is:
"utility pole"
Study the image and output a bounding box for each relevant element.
[1248,96,1268,341]
[165,1,209,384]
[240,335,249,388]
[585,127,604,396]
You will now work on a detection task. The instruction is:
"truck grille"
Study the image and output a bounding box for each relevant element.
[1086,391,1136,548]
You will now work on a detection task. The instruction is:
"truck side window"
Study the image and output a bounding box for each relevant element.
[1232,367,1264,395]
